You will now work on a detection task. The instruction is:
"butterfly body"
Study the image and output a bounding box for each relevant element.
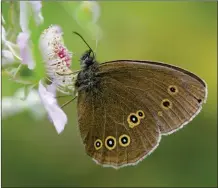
[74,50,207,169]
[75,50,101,93]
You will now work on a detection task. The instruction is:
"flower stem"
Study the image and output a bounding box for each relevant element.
[12,63,23,78]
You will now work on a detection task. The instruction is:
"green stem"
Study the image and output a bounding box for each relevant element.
[12,64,23,78]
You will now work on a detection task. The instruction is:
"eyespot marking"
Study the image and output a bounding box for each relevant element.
[168,85,178,95]
[161,99,172,109]
[127,113,140,128]
[105,136,116,150]
[136,110,145,119]
[197,99,202,103]
[94,139,103,150]
[119,134,130,147]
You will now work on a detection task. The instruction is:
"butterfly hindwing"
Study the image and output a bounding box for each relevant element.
[77,78,160,168]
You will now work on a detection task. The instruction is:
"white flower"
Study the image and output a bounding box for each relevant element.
[20,1,30,33]
[25,89,47,120]
[19,1,44,32]
[2,50,15,65]
[2,15,5,24]
[39,25,77,95]
[75,1,100,24]
[2,26,21,66]
[2,97,26,119]
[29,1,44,26]
[2,26,6,44]
[17,32,35,69]
[2,87,46,120]
[17,1,44,69]
[39,25,72,68]
[38,80,67,134]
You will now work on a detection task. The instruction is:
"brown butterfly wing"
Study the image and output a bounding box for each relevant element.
[77,77,161,169]
[97,60,207,135]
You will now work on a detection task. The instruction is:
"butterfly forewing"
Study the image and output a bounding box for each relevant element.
[97,60,207,135]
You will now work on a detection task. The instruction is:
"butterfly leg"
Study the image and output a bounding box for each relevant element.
[61,95,77,108]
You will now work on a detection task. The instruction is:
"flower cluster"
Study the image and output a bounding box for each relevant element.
[2,1,102,134]
[2,1,44,70]
[2,1,45,118]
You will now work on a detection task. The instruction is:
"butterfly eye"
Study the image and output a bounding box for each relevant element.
[127,113,140,128]
[136,110,145,119]
[81,50,91,61]
[119,134,131,147]
[168,85,178,95]
[94,139,103,150]
[161,99,172,110]
[105,136,116,150]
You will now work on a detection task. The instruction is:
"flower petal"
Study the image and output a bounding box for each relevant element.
[75,1,100,24]
[17,32,35,69]
[2,50,15,65]
[29,1,44,26]
[20,1,30,32]
[4,41,22,61]
[2,16,5,24]
[2,26,6,43]
[2,97,26,119]
[2,87,46,120]
[38,80,67,134]
[25,89,46,120]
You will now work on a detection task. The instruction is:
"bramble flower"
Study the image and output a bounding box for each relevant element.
[2,87,46,120]
[29,1,44,26]
[17,1,44,69]
[37,25,79,133]
[2,25,6,43]
[39,25,72,69]
[2,17,20,66]
[19,1,44,32]
[2,2,103,134]
[17,32,35,69]
[2,2,45,119]
[39,25,77,95]
[2,50,15,66]
[2,1,44,70]
[75,1,100,25]
[38,81,67,134]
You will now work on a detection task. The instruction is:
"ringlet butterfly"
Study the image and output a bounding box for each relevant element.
[65,32,207,169]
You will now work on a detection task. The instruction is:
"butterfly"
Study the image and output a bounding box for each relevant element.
[61,32,207,169]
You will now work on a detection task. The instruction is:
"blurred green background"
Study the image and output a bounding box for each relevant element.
[2,1,217,187]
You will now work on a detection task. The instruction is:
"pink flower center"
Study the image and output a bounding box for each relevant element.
[54,45,71,67]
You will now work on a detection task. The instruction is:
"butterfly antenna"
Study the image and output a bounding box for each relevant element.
[73,31,95,58]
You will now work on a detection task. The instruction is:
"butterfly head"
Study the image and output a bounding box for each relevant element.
[80,49,95,68]
[73,31,97,69]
